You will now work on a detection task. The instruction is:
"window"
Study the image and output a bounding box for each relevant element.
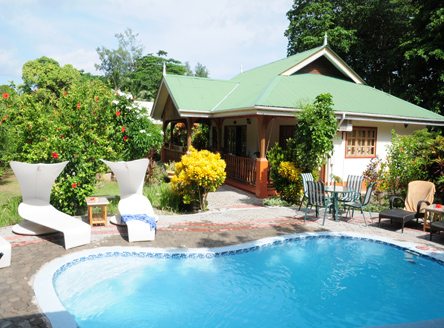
[346,127,377,158]
[224,126,246,157]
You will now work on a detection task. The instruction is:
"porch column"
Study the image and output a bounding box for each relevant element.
[161,120,168,163]
[255,115,269,198]
[186,118,197,151]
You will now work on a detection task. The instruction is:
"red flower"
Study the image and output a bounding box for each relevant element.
[116,91,119,95]
[61,135,64,138]
[2,93,8,99]
[74,153,78,157]
[35,90,38,93]
[121,126,125,132]
[412,161,415,164]
[72,183,77,188]
[116,111,121,116]
[400,148,403,151]
[63,91,67,95]
[52,152,59,159]
[77,103,81,109]
[402,135,405,138]
[95,97,98,102]
[124,136,128,141]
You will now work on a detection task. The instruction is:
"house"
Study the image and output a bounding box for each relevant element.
[151,44,444,198]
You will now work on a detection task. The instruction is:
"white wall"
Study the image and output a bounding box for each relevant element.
[327,121,426,183]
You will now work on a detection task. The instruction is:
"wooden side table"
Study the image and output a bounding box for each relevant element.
[85,197,109,227]
[423,204,444,232]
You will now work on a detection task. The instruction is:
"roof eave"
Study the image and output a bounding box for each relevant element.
[178,106,444,126]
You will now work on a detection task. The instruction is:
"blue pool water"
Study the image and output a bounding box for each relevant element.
[53,236,444,328]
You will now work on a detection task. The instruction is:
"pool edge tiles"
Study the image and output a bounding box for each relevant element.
[34,232,444,328]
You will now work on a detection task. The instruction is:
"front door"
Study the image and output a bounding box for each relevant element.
[225,125,246,157]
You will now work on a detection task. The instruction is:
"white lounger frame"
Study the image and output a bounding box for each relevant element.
[101,159,158,242]
[10,161,91,250]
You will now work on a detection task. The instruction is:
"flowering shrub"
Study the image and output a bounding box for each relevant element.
[267,145,303,204]
[384,130,429,197]
[1,63,163,214]
[171,147,226,211]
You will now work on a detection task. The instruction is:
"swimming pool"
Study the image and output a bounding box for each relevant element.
[35,232,444,328]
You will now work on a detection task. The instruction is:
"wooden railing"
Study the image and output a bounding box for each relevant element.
[164,148,186,163]
[225,155,257,186]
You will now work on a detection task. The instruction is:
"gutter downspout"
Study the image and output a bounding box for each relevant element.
[337,112,346,127]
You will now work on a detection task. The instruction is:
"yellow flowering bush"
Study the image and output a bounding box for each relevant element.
[171,147,226,211]
[274,160,303,204]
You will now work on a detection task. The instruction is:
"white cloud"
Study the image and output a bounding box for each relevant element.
[0,0,294,84]
[0,49,23,84]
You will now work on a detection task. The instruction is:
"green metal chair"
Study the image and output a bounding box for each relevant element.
[299,173,314,210]
[339,175,364,209]
[344,182,376,226]
[304,181,333,226]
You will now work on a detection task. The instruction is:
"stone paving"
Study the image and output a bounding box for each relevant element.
[1,184,444,327]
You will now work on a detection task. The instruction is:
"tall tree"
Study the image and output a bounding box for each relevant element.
[127,52,186,101]
[95,28,144,90]
[194,62,209,78]
[285,0,414,95]
[20,56,81,99]
[400,0,444,114]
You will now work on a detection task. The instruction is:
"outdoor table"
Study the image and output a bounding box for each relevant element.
[85,197,109,227]
[325,186,356,221]
[423,204,444,232]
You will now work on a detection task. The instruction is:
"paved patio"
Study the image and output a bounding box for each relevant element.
[1,184,444,327]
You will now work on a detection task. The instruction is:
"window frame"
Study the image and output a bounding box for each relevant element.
[345,126,377,159]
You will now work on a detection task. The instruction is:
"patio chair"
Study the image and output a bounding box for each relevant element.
[101,159,158,242]
[299,173,314,210]
[344,182,376,226]
[339,175,364,209]
[378,180,435,233]
[303,181,333,226]
[10,161,91,250]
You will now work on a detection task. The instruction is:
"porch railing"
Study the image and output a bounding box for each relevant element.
[225,155,257,186]
[164,147,186,163]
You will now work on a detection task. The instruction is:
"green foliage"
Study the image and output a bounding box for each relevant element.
[145,182,183,214]
[375,129,444,202]
[128,52,186,101]
[183,61,210,78]
[401,1,444,115]
[1,59,164,215]
[194,62,209,78]
[285,0,444,118]
[192,124,209,150]
[95,28,144,90]
[263,195,292,207]
[268,144,303,204]
[21,56,81,98]
[114,92,163,160]
[287,93,337,172]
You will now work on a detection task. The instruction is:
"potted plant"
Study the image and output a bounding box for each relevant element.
[165,162,176,180]
[330,174,343,191]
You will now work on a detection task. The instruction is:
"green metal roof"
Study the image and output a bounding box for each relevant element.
[154,46,444,124]
[256,74,444,120]
[164,75,238,111]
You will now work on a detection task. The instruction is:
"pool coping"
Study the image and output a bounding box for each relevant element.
[34,231,444,328]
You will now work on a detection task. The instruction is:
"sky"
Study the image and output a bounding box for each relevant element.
[0,0,294,87]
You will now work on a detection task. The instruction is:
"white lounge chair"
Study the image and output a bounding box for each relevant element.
[0,236,11,268]
[101,159,158,242]
[10,161,91,250]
